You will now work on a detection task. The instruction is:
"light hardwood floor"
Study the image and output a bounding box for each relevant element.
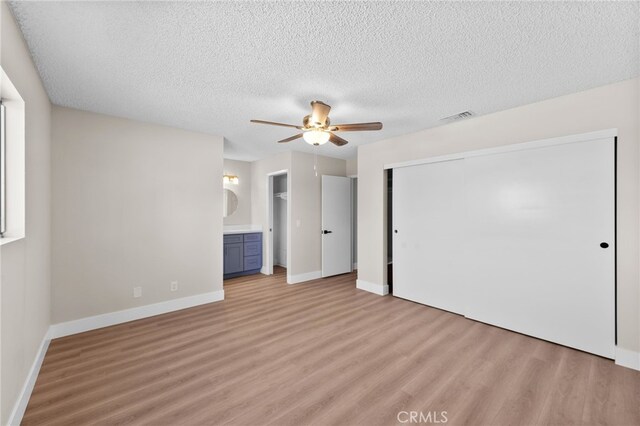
[24,267,640,425]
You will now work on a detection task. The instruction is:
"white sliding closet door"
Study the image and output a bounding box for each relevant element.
[392,135,615,359]
[464,138,615,358]
[393,159,466,314]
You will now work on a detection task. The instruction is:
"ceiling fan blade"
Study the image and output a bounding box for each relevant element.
[329,122,383,132]
[251,119,302,129]
[278,133,303,143]
[329,132,348,146]
[310,101,331,127]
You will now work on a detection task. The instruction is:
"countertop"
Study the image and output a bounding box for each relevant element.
[223,225,262,235]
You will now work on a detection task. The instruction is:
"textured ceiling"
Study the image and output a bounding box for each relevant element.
[8,1,640,160]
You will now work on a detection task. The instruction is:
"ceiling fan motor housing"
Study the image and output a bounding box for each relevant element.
[304,114,330,129]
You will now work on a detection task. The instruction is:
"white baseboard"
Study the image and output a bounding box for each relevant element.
[8,290,225,425]
[9,288,637,426]
[356,279,389,296]
[615,346,640,371]
[288,270,322,284]
[49,290,225,339]
[8,332,51,426]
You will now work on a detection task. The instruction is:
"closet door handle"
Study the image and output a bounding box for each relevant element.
[323,230,333,234]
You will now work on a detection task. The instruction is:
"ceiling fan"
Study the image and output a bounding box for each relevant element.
[250,101,383,146]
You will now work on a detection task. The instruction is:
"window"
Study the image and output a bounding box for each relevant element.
[1,101,6,237]
[0,67,26,245]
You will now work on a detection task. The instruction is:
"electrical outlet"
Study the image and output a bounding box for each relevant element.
[170,281,178,292]
[133,286,142,298]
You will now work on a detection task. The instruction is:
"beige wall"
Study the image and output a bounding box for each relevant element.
[358,77,640,352]
[0,3,52,423]
[223,159,252,226]
[346,157,357,177]
[251,151,346,281]
[51,106,224,323]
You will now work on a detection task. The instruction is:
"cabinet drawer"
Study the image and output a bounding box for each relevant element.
[244,241,261,257]
[244,255,262,271]
[224,234,243,244]
[244,233,262,242]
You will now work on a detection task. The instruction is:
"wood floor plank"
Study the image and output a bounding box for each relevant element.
[22,267,640,425]
[447,331,536,425]
[536,348,592,426]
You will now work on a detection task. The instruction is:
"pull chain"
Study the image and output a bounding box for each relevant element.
[314,145,318,177]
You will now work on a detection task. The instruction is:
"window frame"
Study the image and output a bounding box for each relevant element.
[0,101,6,237]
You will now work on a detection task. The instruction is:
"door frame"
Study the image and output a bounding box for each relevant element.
[383,128,617,170]
[321,175,353,277]
[349,176,357,271]
[266,170,291,281]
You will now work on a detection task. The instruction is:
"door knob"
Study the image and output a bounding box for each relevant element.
[323,230,333,234]
[600,242,609,248]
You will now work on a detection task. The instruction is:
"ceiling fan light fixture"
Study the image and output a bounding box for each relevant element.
[250,101,382,147]
[303,129,330,146]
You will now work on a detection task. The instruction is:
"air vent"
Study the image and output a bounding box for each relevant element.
[440,111,475,122]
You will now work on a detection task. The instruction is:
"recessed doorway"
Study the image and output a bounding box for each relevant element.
[266,171,290,277]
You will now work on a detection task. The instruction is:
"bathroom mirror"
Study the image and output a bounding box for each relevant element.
[223,189,239,217]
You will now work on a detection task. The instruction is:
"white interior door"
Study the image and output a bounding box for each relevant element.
[322,175,352,277]
[464,138,615,358]
[393,159,466,314]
